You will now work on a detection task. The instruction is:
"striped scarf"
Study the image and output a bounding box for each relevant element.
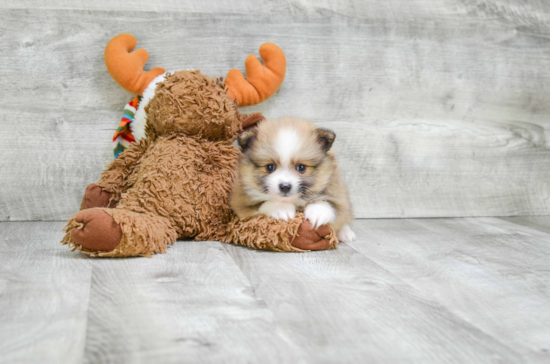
[113,96,141,158]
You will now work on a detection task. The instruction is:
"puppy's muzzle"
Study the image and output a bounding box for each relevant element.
[279,183,292,194]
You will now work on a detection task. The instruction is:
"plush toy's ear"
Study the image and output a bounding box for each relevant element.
[225,43,286,107]
[241,113,266,129]
[237,129,258,152]
[104,34,165,95]
[316,128,336,152]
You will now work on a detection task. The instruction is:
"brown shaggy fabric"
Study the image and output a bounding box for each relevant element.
[223,213,337,252]
[62,70,337,257]
[115,134,239,240]
[62,208,176,257]
[145,71,241,142]
[96,138,151,205]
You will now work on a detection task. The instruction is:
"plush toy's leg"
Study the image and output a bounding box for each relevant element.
[221,213,338,252]
[80,183,116,210]
[68,209,122,252]
[290,219,335,251]
[61,208,177,257]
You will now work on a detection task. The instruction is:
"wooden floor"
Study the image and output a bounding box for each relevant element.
[0,217,549,363]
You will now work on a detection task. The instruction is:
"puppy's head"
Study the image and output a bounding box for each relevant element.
[237,117,336,203]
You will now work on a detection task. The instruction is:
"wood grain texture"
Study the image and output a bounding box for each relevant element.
[2,0,550,26]
[83,240,304,363]
[501,215,550,234]
[223,243,524,362]
[1,218,550,362]
[0,222,92,364]
[349,218,550,362]
[0,1,550,220]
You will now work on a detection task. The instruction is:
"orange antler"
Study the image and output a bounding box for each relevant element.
[104,34,165,95]
[225,43,286,107]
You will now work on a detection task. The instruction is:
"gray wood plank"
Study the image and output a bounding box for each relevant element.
[349,217,550,362]
[501,215,550,234]
[1,0,549,26]
[0,221,92,364]
[83,240,305,363]
[1,5,550,221]
[1,218,550,362]
[223,242,524,362]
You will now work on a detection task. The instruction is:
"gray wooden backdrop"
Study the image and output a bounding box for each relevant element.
[1,0,549,221]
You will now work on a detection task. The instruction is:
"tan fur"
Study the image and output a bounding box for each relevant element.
[62,72,339,257]
[231,117,354,232]
[145,71,241,142]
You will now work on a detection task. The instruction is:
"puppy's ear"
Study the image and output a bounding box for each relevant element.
[316,128,336,152]
[237,128,258,152]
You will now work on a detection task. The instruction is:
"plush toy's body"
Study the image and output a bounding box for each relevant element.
[61,34,337,257]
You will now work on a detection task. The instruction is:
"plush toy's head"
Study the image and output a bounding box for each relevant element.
[144,70,241,141]
[104,34,286,141]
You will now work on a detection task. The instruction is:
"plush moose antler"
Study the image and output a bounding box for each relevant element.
[105,34,286,105]
[225,43,286,107]
[104,34,165,95]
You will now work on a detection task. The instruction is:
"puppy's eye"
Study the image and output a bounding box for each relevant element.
[296,164,307,173]
[266,163,276,173]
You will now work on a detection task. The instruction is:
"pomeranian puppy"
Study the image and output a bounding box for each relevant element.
[230,117,356,243]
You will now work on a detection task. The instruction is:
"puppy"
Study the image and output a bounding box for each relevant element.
[230,117,356,243]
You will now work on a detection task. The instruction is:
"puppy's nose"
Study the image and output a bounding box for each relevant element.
[279,183,292,194]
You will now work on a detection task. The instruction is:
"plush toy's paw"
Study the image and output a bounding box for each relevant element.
[304,201,336,228]
[291,220,333,251]
[337,224,356,243]
[259,201,296,221]
[80,184,115,210]
[71,209,122,252]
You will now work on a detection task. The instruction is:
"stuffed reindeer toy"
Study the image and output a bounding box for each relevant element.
[61,34,337,257]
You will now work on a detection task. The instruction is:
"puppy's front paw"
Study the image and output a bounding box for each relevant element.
[304,202,336,228]
[338,224,356,243]
[259,201,296,221]
[271,204,296,221]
